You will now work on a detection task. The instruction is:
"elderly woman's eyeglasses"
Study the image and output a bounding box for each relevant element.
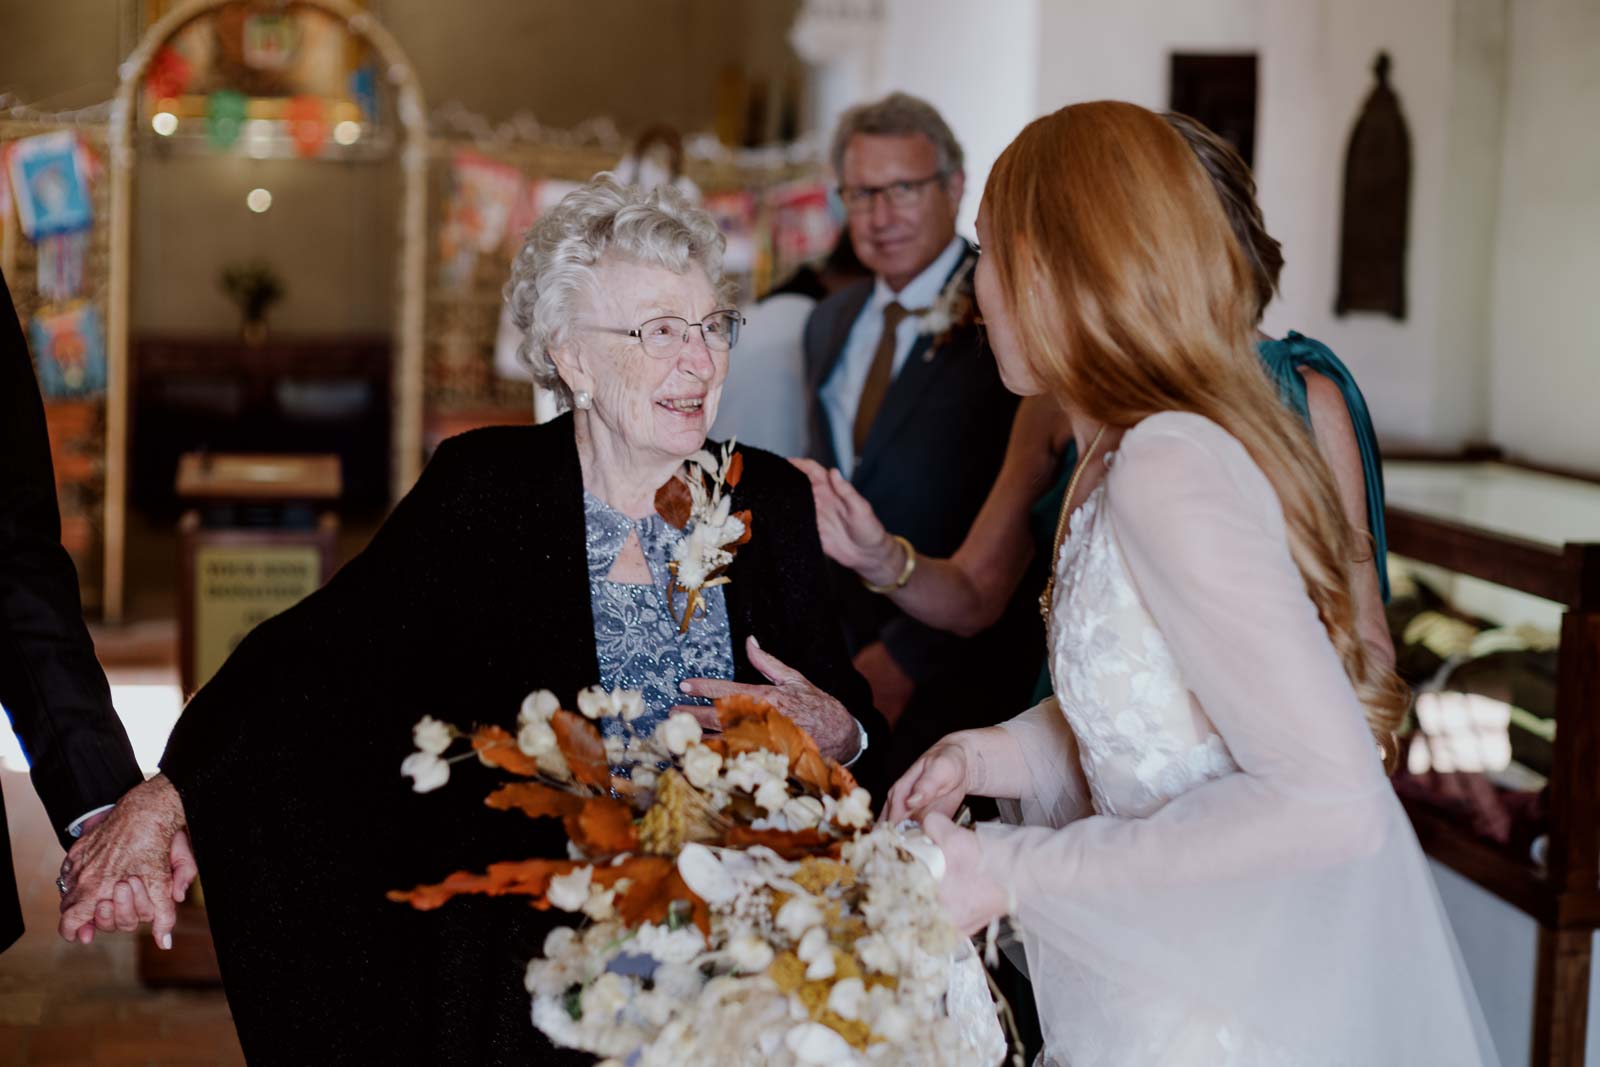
[584,310,746,353]
[838,172,946,214]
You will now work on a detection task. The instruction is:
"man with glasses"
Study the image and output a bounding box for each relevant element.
[802,92,1040,781]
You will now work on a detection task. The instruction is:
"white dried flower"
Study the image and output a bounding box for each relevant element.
[516,717,557,758]
[797,926,835,980]
[775,895,824,940]
[543,926,578,959]
[581,883,617,922]
[400,751,450,793]
[633,921,706,964]
[725,750,789,793]
[659,712,703,756]
[411,716,452,756]
[604,733,630,765]
[681,743,723,788]
[632,767,658,790]
[785,1022,854,1064]
[854,933,900,976]
[872,1002,914,1044]
[519,689,560,725]
[576,686,610,720]
[832,787,873,829]
[727,932,775,973]
[827,977,865,1021]
[581,972,630,1021]
[652,961,704,1000]
[547,866,593,912]
[615,690,647,722]
[754,777,789,814]
[780,795,825,831]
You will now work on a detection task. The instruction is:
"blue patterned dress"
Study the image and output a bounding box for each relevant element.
[582,491,736,741]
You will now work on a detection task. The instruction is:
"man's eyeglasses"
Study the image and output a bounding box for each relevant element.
[583,310,746,354]
[838,172,946,214]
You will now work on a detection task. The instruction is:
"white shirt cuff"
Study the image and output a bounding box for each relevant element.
[842,716,869,768]
[67,804,115,838]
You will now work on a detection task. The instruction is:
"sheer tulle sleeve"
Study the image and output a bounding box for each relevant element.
[994,696,1090,831]
[974,414,1496,1066]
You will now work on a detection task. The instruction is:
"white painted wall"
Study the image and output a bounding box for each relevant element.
[1486,0,1600,472]
[797,0,1041,238]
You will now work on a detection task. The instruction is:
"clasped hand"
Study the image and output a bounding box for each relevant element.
[56,773,196,949]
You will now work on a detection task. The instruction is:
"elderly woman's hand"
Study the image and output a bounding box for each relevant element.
[57,773,195,949]
[678,636,862,763]
[789,458,906,589]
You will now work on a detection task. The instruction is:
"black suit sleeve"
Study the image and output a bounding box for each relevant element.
[0,270,141,848]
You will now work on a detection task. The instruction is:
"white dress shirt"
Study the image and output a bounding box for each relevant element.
[818,236,966,474]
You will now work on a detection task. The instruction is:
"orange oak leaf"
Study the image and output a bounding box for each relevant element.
[387,857,576,911]
[723,825,840,861]
[485,781,584,820]
[573,797,640,855]
[612,858,711,936]
[717,699,836,797]
[725,451,744,488]
[731,509,753,547]
[486,783,639,857]
[552,709,610,791]
[655,476,693,528]
[471,725,541,777]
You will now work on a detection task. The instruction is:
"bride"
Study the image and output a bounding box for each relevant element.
[880,102,1499,1065]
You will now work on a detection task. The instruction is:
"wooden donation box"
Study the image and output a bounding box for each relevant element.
[176,453,341,697]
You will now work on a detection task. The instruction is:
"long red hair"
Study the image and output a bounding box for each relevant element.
[986,101,1405,764]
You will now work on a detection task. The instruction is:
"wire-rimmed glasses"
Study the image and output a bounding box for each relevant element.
[583,309,746,354]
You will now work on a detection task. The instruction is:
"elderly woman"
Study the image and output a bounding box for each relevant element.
[63,176,888,1066]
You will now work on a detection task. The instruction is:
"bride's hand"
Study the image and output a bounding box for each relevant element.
[884,737,973,823]
[789,458,905,588]
[923,812,1010,935]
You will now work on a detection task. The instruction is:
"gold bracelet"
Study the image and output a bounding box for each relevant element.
[862,535,916,594]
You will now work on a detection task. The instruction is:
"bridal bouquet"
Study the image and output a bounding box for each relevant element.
[390,689,1007,1066]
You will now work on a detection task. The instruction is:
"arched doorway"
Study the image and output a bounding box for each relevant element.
[103,0,427,622]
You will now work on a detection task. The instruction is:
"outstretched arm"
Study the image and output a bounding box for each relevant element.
[793,394,1068,636]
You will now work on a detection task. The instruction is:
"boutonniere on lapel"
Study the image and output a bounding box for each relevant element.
[916,255,978,357]
[655,440,752,634]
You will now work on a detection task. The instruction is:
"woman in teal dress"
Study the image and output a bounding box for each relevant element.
[795,110,1395,703]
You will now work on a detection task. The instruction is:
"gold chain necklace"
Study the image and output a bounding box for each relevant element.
[1038,424,1108,626]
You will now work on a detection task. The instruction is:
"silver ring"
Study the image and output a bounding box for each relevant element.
[55,875,69,895]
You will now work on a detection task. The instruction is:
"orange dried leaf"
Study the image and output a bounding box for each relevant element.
[613,859,711,936]
[655,476,693,528]
[387,857,577,911]
[731,510,753,547]
[485,781,584,820]
[717,699,836,797]
[725,451,744,488]
[552,709,610,791]
[472,725,541,777]
[572,797,639,856]
[723,825,840,861]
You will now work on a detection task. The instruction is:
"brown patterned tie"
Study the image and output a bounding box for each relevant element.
[852,301,911,456]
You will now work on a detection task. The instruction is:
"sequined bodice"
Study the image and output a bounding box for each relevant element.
[1047,478,1238,819]
[583,492,735,738]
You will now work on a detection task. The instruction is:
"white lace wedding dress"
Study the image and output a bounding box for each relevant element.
[977,413,1498,1066]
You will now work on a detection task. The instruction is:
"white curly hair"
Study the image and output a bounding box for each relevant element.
[504,173,729,411]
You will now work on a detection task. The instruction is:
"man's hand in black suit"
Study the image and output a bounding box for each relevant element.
[57,774,194,948]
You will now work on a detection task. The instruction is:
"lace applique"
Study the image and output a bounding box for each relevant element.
[1047,486,1238,819]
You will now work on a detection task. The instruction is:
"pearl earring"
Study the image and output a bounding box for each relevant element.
[573,390,592,410]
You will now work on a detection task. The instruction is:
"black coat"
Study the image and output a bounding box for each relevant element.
[160,415,889,1066]
[0,269,143,951]
[804,244,1044,776]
